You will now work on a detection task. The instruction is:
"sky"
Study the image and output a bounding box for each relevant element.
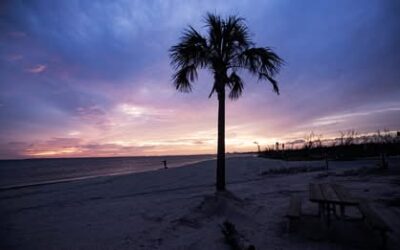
[0,0,399,159]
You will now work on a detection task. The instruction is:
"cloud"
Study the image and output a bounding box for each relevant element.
[75,105,113,130]
[26,64,47,73]
[68,130,81,136]
[294,104,400,135]
[118,104,153,117]
[6,54,23,61]
[117,103,174,121]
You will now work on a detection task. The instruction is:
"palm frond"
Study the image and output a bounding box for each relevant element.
[169,26,209,69]
[260,73,279,95]
[170,23,211,93]
[238,47,283,94]
[172,64,198,92]
[240,47,283,74]
[227,72,244,100]
[205,13,223,55]
[222,16,252,57]
[208,85,216,98]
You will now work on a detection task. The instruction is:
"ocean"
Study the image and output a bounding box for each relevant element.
[0,154,216,189]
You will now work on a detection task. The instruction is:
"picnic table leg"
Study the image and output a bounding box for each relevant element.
[340,205,345,218]
[319,203,323,216]
[333,204,337,218]
[327,203,333,227]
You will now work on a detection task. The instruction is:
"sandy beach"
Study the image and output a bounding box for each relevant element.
[2,1,399,249]
[1,155,399,249]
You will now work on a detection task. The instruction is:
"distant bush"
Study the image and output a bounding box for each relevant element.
[259,130,400,161]
[261,166,325,175]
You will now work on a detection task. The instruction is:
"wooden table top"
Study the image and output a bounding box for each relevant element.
[309,183,359,205]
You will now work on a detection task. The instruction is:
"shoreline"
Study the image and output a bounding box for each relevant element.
[0,154,255,191]
[0,158,216,191]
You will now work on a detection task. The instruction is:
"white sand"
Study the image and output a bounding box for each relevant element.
[1,155,399,249]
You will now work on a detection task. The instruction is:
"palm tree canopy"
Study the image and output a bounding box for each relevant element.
[170,13,283,99]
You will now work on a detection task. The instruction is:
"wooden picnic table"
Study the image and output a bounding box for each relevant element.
[309,183,359,224]
[306,183,392,248]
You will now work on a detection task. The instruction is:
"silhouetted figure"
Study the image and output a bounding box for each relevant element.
[162,160,168,169]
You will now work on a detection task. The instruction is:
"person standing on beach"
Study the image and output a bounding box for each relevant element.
[162,160,168,169]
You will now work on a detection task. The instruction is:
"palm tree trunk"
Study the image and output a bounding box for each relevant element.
[216,89,226,191]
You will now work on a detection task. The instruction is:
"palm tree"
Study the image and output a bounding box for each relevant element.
[170,14,283,191]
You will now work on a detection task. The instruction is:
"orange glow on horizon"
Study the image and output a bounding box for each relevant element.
[15,129,399,159]
[25,147,81,157]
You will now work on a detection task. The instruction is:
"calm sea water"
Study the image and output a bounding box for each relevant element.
[0,155,216,189]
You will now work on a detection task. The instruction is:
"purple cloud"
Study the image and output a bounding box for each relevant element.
[26,64,47,73]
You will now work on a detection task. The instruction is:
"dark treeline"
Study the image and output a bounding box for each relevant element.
[259,130,400,161]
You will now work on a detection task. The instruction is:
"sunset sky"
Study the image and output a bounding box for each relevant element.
[0,0,399,159]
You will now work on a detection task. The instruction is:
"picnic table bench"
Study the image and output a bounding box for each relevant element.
[358,199,392,249]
